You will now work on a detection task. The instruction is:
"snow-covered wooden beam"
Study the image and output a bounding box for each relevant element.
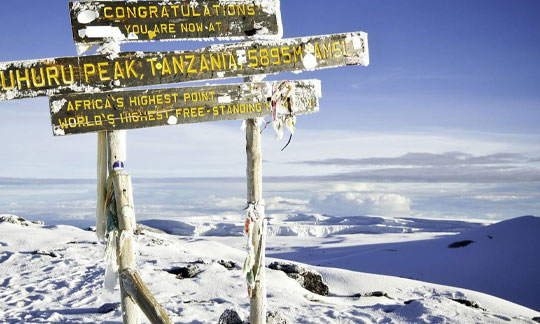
[69,0,283,45]
[0,31,367,101]
[121,269,173,324]
[111,172,140,324]
[49,79,321,136]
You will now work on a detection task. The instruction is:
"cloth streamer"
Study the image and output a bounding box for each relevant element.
[103,177,119,292]
[242,201,266,297]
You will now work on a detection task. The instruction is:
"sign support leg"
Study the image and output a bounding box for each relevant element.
[96,132,107,240]
[245,74,267,324]
[108,131,141,324]
[246,119,267,324]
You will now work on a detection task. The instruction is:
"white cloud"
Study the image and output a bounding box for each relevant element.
[309,192,411,217]
[329,183,376,192]
[472,194,535,202]
[1,96,540,180]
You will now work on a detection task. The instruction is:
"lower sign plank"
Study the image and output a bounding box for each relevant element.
[1,31,367,101]
[49,79,321,136]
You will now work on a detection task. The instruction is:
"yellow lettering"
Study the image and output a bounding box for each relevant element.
[161,57,172,75]
[95,99,103,109]
[181,5,190,16]
[228,53,238,70]
[127,7,137,18]
[172,56,185,74]
[171,5,179,16]
[259,49,270,66]
[343,40,350,55]
[200,55,209,72]
[281,46,292,64]
[104,7,114,18]
[115,7,125,18]
[57,118,69,129]
[186,55,196,74]
[149,6,158,18]
[16,69,31,89]
[321,42,333,59]
[83,63,96,83]
[137,6,147,18]
[212,5,220,16]
[270,47,280,65]
[61,66,75,85]
[98,62,111,81]
[315,43,323,59]
[116,97,125,108]
[107,114,115,125]
[293,45,303,62]
[146,58,158,76]
[125,60,138,79]
[46,67,60,86]
[94,115,103,126]
[161,6,170,17]
[67,101,76,111]
[0,71,15,90]
[248,49,258,67]
[332,41,343,57]
[247,5,256,15]
[114,61,126,79]
[238,5,246,16]
[31,68,46,87]
[210,53,222,71]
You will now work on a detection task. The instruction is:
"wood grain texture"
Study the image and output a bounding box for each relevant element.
[49,80,320,135]
[112,170,140,324]
[2,31,367,101]
[69,0,281,44]
[121,269,173,324]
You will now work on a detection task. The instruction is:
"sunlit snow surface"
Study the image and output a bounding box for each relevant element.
[1,216,539,323]
[1,178,539,323]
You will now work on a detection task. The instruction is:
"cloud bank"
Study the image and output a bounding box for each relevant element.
[292,152,540,184]
[310,192,411,217]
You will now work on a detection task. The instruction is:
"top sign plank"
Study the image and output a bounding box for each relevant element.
[0,31,368,101]
[70,0,282,44]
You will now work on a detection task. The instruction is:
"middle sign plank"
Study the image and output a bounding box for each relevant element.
[70,0,283,45]
[0,31,368,101]
[49,79,321,136]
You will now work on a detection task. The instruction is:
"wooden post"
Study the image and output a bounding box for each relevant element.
[96,132,107,240]
[108,130,141,324]
[120,269,173,324]
[245,76,267,324]
[108,131,127,174]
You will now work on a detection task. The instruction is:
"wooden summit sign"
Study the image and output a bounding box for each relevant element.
[70,0,282,44]
[0,31,368,101]
[49,80,320,135]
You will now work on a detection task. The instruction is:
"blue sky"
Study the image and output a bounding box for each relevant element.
[0,0,539,220]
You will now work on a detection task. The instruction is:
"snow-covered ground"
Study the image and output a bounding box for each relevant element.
[1,214,539,323]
